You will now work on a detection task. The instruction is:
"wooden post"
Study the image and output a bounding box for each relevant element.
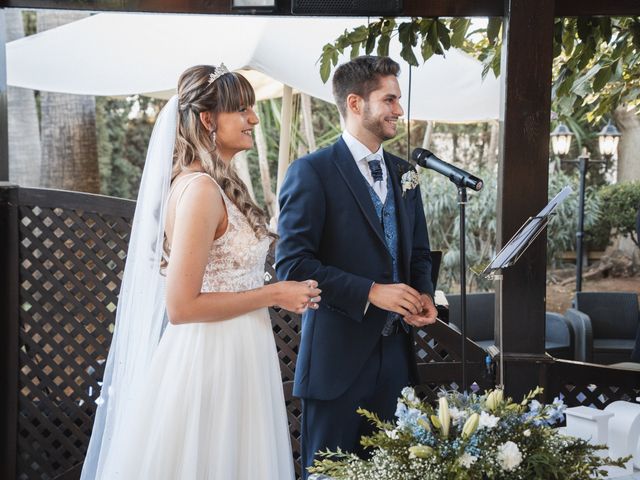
[276,84,293,200]
[0,183,19,480]
[496,0,554,399]
[0,10,8,181]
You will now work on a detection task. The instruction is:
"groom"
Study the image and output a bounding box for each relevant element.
[276,56,437,478]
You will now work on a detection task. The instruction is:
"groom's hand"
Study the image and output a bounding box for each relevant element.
[404,294,438,327]
[368,283,423,317]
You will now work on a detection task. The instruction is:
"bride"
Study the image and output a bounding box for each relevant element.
[80,64,321,479]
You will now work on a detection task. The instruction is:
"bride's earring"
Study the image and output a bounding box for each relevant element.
[211,130,217,149]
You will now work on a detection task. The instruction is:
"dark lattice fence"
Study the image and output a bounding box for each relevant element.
[1,186,488,480]
[6,185,633,480]
[547,360,640,408]
[14,188,135,480]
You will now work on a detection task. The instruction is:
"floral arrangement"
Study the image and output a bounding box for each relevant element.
[309,387,627,480]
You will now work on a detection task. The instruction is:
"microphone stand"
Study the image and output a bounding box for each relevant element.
[412,147,480,393]
[457,185,468,392]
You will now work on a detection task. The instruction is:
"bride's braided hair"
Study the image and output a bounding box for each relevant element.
[173,64,273,240]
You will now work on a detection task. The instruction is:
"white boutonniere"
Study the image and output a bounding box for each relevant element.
[400,169,419,196]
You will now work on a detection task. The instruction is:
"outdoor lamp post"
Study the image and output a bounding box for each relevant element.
[550,121,621,292]
[598,120,621,159]
[550,123,574,157]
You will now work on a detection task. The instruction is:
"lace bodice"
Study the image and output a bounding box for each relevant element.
[202,183,270,292]
[167,173,271,293]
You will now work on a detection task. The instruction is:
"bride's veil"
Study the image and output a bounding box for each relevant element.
[81,95,178,479]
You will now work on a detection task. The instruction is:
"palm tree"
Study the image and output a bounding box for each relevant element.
[7,9,41,187]
[38,10,100,193]
[614,107,640,183]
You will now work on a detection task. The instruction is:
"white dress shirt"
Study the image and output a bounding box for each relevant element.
[342,130,388,202]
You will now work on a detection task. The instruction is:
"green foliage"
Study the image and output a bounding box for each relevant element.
[245,96,342,211]
[96,93,341,209]
[421,168,496,292]
[22,10,37,36]
[96,97,128,196]
[597,180,640,246]
[96,96,165,199]
[546,167,603,266]
[550,17,640,123]
[310,387,627,480]
[319,17,470,82]
[421,163,603,289]
[319,16,640,124]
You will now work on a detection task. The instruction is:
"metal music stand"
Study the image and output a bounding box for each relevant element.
[481,186,572,387]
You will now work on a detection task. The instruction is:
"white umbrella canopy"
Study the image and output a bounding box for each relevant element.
[7,13,500,122]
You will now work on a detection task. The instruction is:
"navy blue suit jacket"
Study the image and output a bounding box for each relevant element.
[275,138,434,401]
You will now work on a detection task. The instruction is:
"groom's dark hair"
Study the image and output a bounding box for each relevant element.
[332,56,400,119]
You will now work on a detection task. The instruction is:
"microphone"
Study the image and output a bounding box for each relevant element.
[412,148,484,191]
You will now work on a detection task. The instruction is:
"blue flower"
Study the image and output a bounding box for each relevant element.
[465,434,483,457]
[544,396,567,425]
[396,402,425,432]
[529,399,542,413]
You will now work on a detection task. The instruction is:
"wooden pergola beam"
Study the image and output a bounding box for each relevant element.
[496,0,555,399]
[554,0,640,16]
[1,0,639,16]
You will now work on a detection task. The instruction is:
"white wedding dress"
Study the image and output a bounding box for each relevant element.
[98,173,295,480]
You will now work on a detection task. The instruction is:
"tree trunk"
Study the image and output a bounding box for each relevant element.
[232,151,256,201]
[254,120,276,218]
[7,9,41,187]
[614,107,640,183]
[486,120,500,171]
[300,93,317,153]
[421,120,434,149]
[38,11,100,193]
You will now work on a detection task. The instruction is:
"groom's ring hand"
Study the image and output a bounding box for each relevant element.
[368,282,423,316]
[404,294,438,326]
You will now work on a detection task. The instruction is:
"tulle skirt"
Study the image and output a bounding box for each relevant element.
[98,308,295,480]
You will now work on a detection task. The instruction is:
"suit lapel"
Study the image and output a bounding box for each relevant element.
[385,153,412,277]
[332,139,387,247]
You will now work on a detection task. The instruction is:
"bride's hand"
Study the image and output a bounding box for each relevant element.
[269,280,322,314]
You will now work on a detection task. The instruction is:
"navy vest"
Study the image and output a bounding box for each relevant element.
[364,174,400,283]
[365,172,409,334]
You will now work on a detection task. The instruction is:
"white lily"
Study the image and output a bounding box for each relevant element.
[438,396,450,437]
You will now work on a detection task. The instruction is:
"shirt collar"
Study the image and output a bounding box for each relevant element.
[342,130,384,163]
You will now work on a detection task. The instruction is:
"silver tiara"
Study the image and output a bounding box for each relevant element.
[208,63,230,85]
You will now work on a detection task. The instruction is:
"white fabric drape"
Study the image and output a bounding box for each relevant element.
[7,14,500,122]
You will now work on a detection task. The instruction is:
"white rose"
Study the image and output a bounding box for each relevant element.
[401,386,418,403]
[478,411,500,430]
[497,441,523,471]
[459,453,478,469]
[448,406,467,425]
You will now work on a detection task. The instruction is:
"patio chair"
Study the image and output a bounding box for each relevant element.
[544,312,572,360]
[565,291,640,364]
[447,293,573,358]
